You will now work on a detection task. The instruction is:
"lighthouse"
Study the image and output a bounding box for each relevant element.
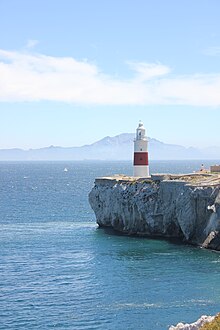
[133,121,149,177]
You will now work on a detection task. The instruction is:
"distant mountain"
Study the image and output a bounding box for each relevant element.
[0,133,219,160]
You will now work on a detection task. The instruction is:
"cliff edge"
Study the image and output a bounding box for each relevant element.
[89,173,220,250]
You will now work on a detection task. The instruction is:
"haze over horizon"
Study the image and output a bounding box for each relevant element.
[1,132,220,151]
[1,0,220,150]
[0,133,220,161]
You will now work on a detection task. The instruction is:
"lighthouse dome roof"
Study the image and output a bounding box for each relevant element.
[138,121,145,129]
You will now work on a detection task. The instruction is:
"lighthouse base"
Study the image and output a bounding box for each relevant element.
[133,165,150,177]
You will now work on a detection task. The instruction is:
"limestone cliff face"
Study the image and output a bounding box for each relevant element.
[89,175,220,250]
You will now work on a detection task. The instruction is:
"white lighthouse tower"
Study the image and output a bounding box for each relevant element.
[133,121,149,177]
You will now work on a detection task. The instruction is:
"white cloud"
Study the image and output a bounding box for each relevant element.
[25,39,39,49]
[127,61,171,81]
[0,48,220,106]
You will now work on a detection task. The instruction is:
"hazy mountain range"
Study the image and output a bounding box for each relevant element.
[0,133,220,160]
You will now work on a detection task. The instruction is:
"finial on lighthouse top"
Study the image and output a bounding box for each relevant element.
[138,120,144,128]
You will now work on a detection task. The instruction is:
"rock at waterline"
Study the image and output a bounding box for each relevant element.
[169,315,215,330]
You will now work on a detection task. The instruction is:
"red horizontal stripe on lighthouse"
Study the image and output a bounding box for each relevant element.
[133,152,148,166]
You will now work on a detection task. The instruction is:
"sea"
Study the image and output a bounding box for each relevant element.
[1,160,220,330]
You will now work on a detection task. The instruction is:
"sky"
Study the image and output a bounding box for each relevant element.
[0,0,220,149]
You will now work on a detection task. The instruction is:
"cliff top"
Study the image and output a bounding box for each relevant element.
[96,172,220,187]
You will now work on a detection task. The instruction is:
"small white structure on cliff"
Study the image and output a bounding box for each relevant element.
[133,121,149,177]
[210,164,220,173]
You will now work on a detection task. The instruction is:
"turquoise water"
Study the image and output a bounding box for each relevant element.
[0,160,220,330]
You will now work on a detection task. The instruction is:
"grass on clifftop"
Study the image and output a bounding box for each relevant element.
[200,314,220,330]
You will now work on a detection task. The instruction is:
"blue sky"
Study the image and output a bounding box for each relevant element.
[0,0,220,149]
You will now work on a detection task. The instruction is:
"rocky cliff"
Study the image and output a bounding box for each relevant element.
[89,173,220,250]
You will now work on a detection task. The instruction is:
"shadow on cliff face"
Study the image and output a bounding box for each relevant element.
[97,226,189,247]
[164,220,185,240]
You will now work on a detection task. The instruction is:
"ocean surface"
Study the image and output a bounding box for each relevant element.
[0,160,220,330]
